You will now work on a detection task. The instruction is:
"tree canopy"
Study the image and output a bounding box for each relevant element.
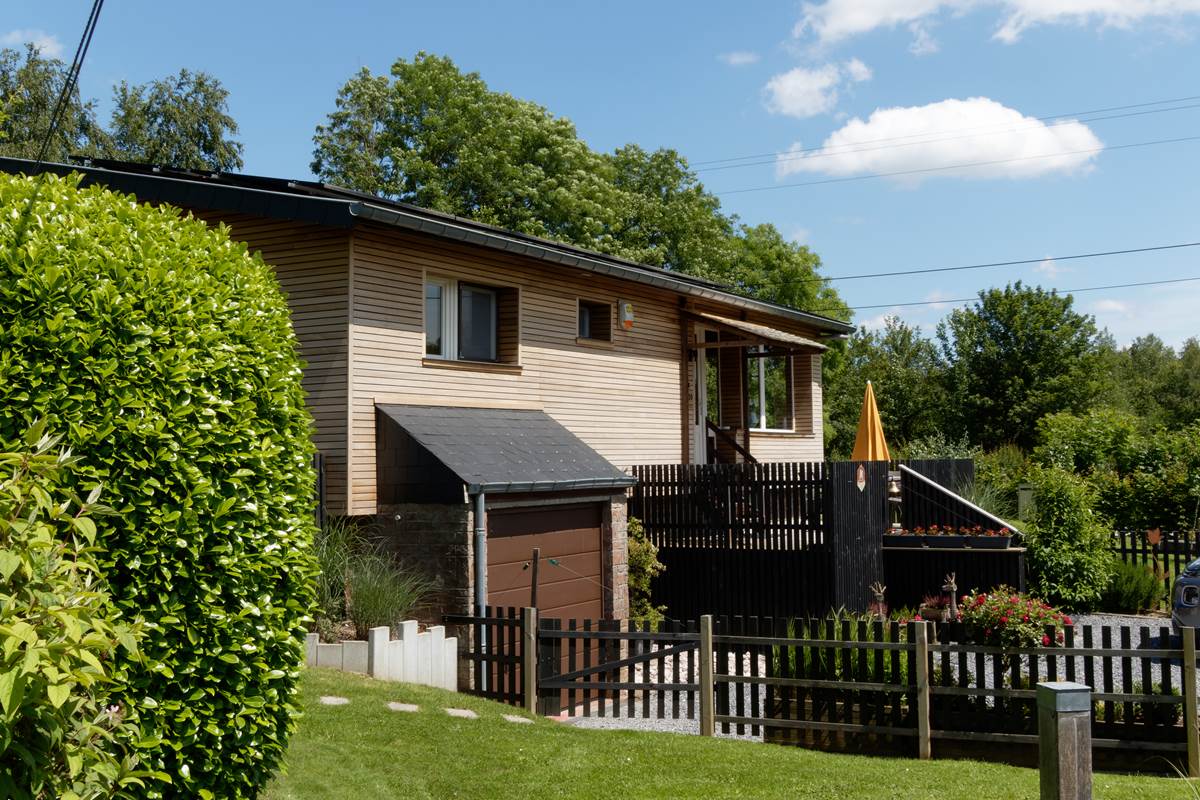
[312,52,848,316]
[937,282,1104,450]
[0,44,242,171]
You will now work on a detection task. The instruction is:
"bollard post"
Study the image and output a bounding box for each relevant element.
[914,621,931,759]
[1037,681,1092,800]
[522,607,538,714]
[700,615,714,737]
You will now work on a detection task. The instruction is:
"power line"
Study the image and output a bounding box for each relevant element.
[29,0,105,171]
[696,102,1200,174]
[716,133,1200,195]
[822,276,1200,313]
[805,241,1200,284]
[691,92,1200,168]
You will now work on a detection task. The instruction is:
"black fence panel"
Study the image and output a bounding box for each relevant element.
[883,547,1027,610]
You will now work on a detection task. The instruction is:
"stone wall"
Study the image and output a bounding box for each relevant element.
[604,494,630,620]
[373,503,472,624]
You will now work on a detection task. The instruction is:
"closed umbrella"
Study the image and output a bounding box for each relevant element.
[851,380,891,462]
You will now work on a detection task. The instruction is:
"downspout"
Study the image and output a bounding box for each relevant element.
[471,490,488,691]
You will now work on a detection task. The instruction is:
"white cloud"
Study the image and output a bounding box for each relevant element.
[797,0,1200,45]
[1034,257,1067,277]
[924,288,955,311]
[908,22,941,54]
[775,97,1102,182]
[1092,298,1130,314]
[1,29,63,57]
[844,57,873,82]
[719,50,760,66]
[789,226,813,244]
[762,59,871,118]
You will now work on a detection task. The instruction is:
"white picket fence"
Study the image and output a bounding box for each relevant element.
[304,621,457,691]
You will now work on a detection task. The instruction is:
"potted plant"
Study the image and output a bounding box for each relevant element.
[964,526,1012,549]
[882,527,924,548]
[924,524,965,548]
[917,593,953,623]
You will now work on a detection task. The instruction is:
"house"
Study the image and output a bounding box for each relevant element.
[0,156,853,623]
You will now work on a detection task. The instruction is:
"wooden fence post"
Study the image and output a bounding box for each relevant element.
[522,607,538,715]
[700,614,714,737]
[915,621,931,759]
[1184,627,1199,778]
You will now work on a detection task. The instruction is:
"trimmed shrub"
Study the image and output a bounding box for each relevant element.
[0,173,317,798]
[1099,560,1163,614]
[0,427,154,799]
[1023,465,1115,609]
[627,517,666,625]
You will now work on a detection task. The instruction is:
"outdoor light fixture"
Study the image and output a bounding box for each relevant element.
[887,471,902,530]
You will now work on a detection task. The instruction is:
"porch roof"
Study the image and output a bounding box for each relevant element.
[687,311,827,353]
[376,404,637,495]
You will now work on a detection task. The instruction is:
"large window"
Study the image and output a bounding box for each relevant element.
[747,348,793,431]
[425,277,514,363]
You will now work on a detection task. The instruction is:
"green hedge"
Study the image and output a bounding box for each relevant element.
[1023,465,1114,610]
[0,173,317,798]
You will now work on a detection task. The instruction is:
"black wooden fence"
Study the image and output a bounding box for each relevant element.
[630,462,887,618]
[1112,529,1200,604]
[443,607,526,706]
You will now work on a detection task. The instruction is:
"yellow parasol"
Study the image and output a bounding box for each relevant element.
[851,381,891,462]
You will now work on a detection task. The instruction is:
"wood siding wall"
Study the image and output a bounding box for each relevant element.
[187,211,352,513]
[346,225,685,514]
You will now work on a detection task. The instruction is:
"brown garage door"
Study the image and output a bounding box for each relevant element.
[487,503,603,620]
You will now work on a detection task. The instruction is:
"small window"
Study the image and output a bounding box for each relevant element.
[747,347,793,431]
[425,276,518,364]
[578,299,612,341]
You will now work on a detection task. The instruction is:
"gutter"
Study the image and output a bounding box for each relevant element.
[466,476,638,495]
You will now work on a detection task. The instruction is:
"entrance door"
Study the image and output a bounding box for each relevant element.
[691,330,721,464]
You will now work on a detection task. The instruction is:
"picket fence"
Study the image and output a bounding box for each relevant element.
[304,621,458,691]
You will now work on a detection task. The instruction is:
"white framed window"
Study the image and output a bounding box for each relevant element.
[747,347,794,432]
[425,276,506,363]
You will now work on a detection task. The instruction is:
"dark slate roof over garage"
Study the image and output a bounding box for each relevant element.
[376,404,636,494]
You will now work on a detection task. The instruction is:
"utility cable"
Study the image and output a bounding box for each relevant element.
[815,275,1200,313]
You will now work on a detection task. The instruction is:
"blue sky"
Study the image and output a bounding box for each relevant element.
[7,1,1200,345]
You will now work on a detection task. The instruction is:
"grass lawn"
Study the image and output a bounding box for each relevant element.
[265,668,1196,800]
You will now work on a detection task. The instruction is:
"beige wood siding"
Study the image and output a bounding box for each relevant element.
[347,225,685,515]
[187,211,352,514]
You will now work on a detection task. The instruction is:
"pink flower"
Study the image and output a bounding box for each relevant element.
[913,614,923,621]
[1022,615,1030,623]
[1042,635,1051,646]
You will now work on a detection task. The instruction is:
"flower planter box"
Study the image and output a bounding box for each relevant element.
[882,534,923,548]
[964,535,1011,550]
[924,535,965,548]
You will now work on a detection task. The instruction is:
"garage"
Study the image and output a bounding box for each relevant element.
[486,503,604,620]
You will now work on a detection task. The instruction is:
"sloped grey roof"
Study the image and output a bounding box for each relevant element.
[377,404,636,494]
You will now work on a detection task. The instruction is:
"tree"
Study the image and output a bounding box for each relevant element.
[0,44,105,161]
[311,52,850,316]
[823,317,943,456]
[937,282,1103,450]
[105,68,244,171]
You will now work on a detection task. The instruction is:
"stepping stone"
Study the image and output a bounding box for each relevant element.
[387,702,419,713]
[445,707,478,719]
[503,714,534,724]
[319,696,350,706]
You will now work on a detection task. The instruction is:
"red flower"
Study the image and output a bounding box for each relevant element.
[1022,615,1030,622]
[913,614,923,621]
[1042,635,1051,646]
[1063,615,1072,625]
[999,616,1009,625]
[985,627,992,636]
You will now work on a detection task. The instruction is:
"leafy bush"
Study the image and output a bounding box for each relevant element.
[959,587,1069,648]
[897,431,980,460]
[313,517,431,640]
[1023,466,1115,609]
[627,517,666,625]
[0,172,317,798]
[1098,560,1164,614]
[0,427,156,799]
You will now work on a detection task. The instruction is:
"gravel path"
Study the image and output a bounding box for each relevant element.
[561,613,1194,738]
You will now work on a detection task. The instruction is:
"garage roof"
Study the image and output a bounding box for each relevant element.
[377,404,637,494]
[687,311,827,353]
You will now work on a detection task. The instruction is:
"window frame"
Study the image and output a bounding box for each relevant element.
[457,282,499,362]
[424,275,508,364]
[576,298,614,343]
[746,346,795,433]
